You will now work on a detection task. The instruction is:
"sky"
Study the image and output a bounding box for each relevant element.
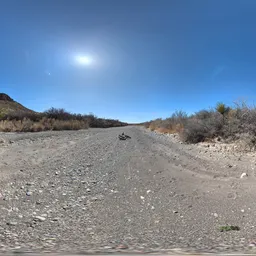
[1,0,256,123]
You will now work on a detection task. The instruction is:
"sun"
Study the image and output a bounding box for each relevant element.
[75,55,93,65]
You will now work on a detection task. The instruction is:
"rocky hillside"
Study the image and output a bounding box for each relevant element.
[0,93,34,117]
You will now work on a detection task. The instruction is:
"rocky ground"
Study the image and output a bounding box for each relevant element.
[0,126,256,254]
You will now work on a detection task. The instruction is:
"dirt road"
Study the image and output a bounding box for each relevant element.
[0,126,256,254]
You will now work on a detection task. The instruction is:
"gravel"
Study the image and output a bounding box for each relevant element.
[0,127,255,254]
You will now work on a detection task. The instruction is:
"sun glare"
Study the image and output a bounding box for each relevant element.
[75,55,93,65]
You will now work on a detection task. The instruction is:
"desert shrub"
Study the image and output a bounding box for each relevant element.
[31,123,44,132]
[20,118,34,132]
[43,108,75,121]
[0,120,15,132]
[146,111,188,133]
[180,112,223,143]
[194,110,213,120]
[3,111,42,122]
[51,119,89,131]
[180,119,208,143]
[216,102,229,116]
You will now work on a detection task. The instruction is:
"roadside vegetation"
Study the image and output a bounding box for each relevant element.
[0,108,127,132]
[144,101,256,148]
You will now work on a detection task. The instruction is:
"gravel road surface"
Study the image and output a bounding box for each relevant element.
[0,126,256,254]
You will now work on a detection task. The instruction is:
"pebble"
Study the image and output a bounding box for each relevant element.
[116,244,128,249]
[104,246,113,249]
[213,213,218,218]
[26,191,32,196]
[240,173,248,179]
[34,216,46,222]
[6,221,17,226]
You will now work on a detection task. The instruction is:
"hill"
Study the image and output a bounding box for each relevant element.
[0,93,35,117]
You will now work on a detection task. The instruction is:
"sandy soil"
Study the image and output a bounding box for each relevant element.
[0,126,256,254]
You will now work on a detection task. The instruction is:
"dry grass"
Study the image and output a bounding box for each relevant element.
[147,111,187,134]
[0,118,89,132]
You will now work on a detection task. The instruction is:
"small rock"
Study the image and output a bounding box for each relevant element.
[34,216,46,222]
[240,173,248,179]
[173,210,178,214]
[241,209,245,213]
[104,246,113,249]
[213,213,218,218]
[228,164,233,168]
[6,221,17,226]
[55,172,59,175]
[26,191,32,196]
[86,188,91,192]
[116,244,128,250]
[140,196,145,200]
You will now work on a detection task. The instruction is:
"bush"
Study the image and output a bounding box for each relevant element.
[180,119,207,143]
[44,108,74,121]
[0,107,126,132]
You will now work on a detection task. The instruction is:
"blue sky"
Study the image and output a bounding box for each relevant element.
[1,0,256,123]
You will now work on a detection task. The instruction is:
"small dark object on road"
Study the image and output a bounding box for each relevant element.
[220,225,240,232]
[118,133,131,140]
